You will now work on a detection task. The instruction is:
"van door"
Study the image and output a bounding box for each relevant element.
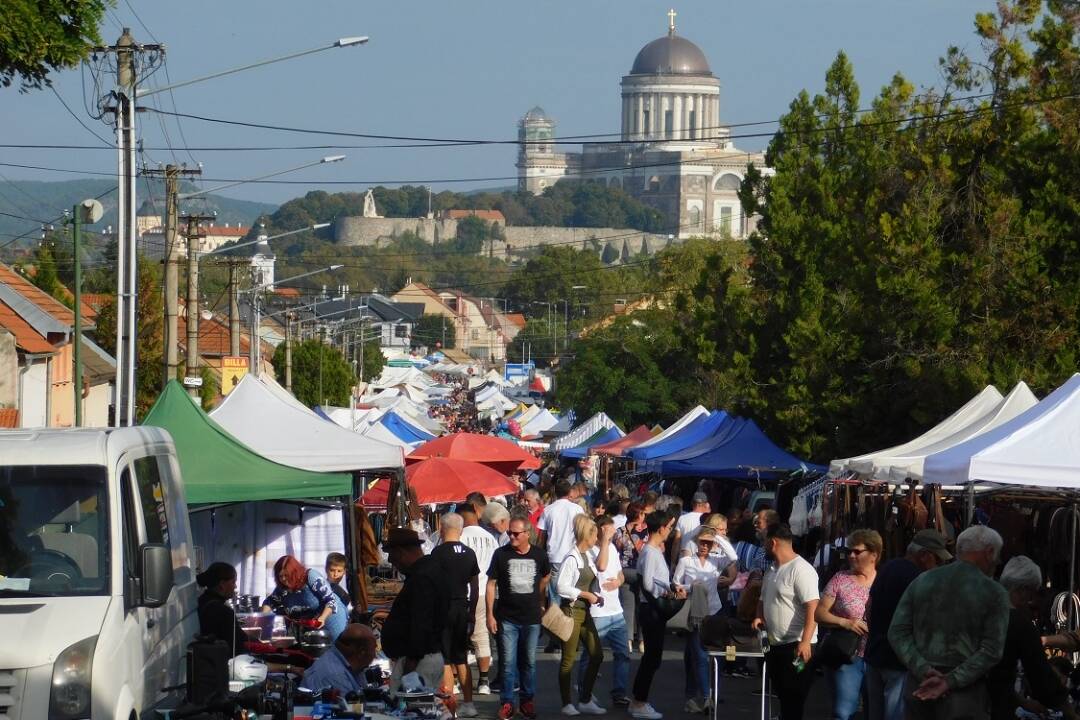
[127,454,175,710]
[116,464,150,712]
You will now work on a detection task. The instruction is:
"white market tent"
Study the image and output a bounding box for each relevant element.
[259,372,320,417]
[520,408,559,436]
[551,412,623,452]
[211,374,404,472]
[828,386,1004,476]
[924,373,1080,488]
[633,405,709,451]
[877,382,1038,482]
[370,366,433,390]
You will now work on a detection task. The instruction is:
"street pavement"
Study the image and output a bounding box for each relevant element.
[463,632,834,719]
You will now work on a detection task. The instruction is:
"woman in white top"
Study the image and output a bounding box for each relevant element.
[630,511,686,720]
[672,527,731,713]
[556,514,607,716]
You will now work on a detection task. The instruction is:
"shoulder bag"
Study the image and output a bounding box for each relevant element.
[541,602,574,642]
[816,627,859,667]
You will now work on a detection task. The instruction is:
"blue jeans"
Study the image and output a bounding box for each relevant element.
[498,620,540,705]
[827,655,867,720]
[865,664,906,720]
[576,613,630,700]
[683,628,712,699]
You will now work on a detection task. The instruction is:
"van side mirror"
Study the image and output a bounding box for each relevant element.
[139,543,174,608]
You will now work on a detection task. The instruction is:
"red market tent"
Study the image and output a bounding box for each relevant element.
[529,377,547,393]
[407,432,542,473]
[591,425,655,456]
[363,457,519,507]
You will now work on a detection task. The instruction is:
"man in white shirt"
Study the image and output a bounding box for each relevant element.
[675,492,710,538]
[537,479,584,653]
[576,515,631,707]
[459,505,499,695]
[752,524,820,720]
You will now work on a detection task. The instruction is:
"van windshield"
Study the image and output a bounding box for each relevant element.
[0,465,110,597]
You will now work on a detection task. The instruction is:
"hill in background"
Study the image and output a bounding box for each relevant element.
[0,178,276,249]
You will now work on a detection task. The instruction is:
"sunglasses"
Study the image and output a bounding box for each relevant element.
[508,530,528,537]
[848,548,870,556]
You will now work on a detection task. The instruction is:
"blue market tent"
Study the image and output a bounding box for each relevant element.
[660,418,820,478]
[381,410,436,444]
[628,411,729,463]
[639,415,743,471]
[560,426,624,460]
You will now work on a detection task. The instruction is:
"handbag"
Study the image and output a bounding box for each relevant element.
[816,627,860,668]
[541,603,574,642]
[643,586,686,622]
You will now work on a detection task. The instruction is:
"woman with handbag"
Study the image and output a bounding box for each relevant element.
[814,528,882,720]
[556,514,607,716]
[630,511,686,720]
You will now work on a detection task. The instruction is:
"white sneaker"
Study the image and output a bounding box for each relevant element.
[561,704,581,716]
[476,682,491,695]
[458,702,479,718]
[577,700,607,715]
[628,702,662,720]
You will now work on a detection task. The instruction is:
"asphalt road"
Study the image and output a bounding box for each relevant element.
[463,632,835,719]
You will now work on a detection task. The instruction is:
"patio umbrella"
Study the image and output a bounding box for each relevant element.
[407,432,543,474]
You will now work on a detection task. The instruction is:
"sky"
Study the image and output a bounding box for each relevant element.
[0,0,997,207]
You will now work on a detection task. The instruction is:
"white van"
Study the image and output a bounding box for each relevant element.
[0,427,198,720]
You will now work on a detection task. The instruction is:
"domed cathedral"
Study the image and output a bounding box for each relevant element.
[517,9,767,240]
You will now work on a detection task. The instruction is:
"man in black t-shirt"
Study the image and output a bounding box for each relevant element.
[431,512,481,718]
[486,517,551,720]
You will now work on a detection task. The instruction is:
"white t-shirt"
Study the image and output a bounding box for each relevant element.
[675,511,703,538]
[538,498,584,565]
[586,542,623,618]
[636,544,671,599]
[459,525,498,597]
[762,555,820,645]
[672,554,726,615]
[612,514,627,531]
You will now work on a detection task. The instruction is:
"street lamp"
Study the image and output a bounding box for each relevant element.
[136,38,369,98]
[200,222,333,259]
[248,264,343,376]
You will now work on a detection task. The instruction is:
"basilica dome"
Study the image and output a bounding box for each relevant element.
[630,34,712,77]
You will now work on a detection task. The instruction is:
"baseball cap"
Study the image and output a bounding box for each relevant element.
[910,529,952,562]
[692,491,709,504]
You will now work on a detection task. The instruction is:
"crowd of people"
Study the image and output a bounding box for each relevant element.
[193,464,1080,720]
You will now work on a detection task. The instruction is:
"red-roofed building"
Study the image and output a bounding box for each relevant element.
[0,261,113,427]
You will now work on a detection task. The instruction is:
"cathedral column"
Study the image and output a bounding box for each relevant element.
[672,94,682,139]
[653,93,662,140]
[622,96,630,139]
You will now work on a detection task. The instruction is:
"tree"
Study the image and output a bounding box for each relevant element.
[450,216,489,255]
[271,338,352,407]
[0,0,110,91]
[413,313,456,350]
[30,241,61,297]
[358,342,386,383]
[93,254,163,420]
[505,319,558,367]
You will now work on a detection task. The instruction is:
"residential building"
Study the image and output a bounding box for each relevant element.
[391,282,509,362]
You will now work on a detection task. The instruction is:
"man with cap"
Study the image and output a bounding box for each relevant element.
[380,527,449,693]
[864,529,951,720]
[302,623,379,694]
[673,492,711,566]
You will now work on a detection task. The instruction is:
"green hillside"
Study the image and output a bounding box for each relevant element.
[0,178,276,249]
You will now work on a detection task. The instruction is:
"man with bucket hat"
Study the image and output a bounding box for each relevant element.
[864,529,952,720]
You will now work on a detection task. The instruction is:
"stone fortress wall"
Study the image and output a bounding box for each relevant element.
[334,216,674,261]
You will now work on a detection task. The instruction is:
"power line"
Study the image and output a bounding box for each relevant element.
[50,85,114,147]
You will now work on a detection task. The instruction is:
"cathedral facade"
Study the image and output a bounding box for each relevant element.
[516,11,767,240]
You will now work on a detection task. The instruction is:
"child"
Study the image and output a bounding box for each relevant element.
[324,552,351,609]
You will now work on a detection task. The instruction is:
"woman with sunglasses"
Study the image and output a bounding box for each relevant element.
[672,527,730,713]
[814,529,882,720]
[556,514,607,716]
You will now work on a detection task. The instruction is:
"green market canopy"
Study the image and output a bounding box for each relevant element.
[143,380,352,504]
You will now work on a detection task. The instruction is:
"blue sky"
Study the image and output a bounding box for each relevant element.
[1,0,995,205]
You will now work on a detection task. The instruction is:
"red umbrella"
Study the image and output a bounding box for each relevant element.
[360,477,390,511]
[407,432,542,473]
[405,457,519,504]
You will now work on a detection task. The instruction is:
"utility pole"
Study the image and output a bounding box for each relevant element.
[181,212,214,399]
[143,163,201,389]
[228,261,241,357]
[284,312,293,392]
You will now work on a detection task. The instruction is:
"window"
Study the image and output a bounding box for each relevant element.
[688,110,696,140]
[470,329,480,341]
[689,206,702,229]
[720,207,733,235]
[713,173,742,192]
[394,324,408,338]
[133,456,169,545]
[647,176,661,192]
[642,110,650,137]
[664,110,674,139]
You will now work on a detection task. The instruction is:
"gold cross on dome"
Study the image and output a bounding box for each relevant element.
[667,8,677,33]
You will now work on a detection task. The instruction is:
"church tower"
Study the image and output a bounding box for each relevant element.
[516,106,570,195]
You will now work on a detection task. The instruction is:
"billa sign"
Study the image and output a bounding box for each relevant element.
[221,356,249,395]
